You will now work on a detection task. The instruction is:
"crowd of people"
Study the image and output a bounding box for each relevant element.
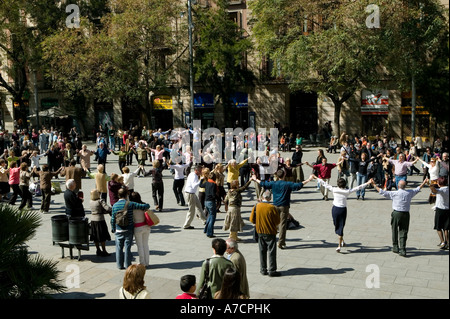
[0,124,448,299]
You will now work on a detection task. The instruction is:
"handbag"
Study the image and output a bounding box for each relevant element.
[198,258,211,299]
[144,210,160,227]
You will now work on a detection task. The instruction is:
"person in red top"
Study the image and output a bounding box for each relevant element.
[175,275,198,299]
[7,161,22,205]
[306,157,343,200]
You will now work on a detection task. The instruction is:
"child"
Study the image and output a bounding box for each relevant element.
[121,166,140,194]
[175,275,197,299]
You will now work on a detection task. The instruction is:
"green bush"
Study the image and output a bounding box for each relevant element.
[0,204,66,299]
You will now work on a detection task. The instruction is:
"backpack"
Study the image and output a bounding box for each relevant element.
[115,201,130,227]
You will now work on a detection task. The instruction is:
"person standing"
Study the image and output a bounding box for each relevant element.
[201,172,220,238]
[94,142,110,173]
[291,144,305,183]
[89,189,112,257]
[111,188,150,270]
[249,190,281,276]
[225,238,250,298]
[349,152,379,200]
[315,177,372,252]
[32,164,63,213]
[183,165,207,229]
[252,172,315,250]
[223,179,251,241]
[142,160,165,211]
[388,153,419,189]
[429,177,449,250]
[305,157,342,201]
[196,238,234,299]
[7,161,21,205]
[60,159,86,194]
[18,162,33,210]
[64,179,85,218]
[129,192,151,267]
[370,178,429,257]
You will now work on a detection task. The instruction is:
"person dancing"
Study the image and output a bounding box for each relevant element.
[314,177,372,252]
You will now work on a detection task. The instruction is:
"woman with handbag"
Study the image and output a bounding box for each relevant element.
[89,189,112,257]
[130,192,151,268]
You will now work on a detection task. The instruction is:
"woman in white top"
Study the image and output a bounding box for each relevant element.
[316,177,372,252]
[119,264,150,299]
[130,191,151,267]
[168,159,190,206]
[419,157,440,204]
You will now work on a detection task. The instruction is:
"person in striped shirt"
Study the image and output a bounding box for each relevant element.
[111,188,150,270]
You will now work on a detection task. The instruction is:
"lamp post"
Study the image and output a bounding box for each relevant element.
[188,0,194,127]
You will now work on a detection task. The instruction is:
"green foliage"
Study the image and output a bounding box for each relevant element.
[249,0,449,134]
[0,204,65,299]
[193,0,255,125]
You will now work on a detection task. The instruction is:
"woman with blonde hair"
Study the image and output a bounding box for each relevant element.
[89,189,112,256]
[119,264,150,299]
[87,164,111,201]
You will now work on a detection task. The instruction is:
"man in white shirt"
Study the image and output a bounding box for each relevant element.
[183,165,206,229]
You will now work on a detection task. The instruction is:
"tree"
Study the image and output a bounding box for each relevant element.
[42,0,183,128]
[249,0,448,137]
[0,0,63,109]
[193,0,254,127]
[0,204,65,299]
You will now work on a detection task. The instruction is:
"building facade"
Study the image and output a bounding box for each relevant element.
[1,0,448,142]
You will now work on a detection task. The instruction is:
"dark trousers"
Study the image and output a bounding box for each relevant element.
[19,185,32,209]
[152,182,164,209]
[8,184,22,205]
[391,210,410,250]
[41,188,52,212]
[258,234,277,274]
[173,179,185,205]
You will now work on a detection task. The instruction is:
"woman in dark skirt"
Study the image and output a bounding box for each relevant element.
[89,189,112,256]
[316,177,372,252]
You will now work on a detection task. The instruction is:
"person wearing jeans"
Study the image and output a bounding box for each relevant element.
[201,173,219,238]
[349,152,379,200]
[111,188,150,270]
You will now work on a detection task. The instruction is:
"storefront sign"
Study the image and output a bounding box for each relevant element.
[230,92,248,108]
[194,93,214,108]
[153,95,173,110]
[361,89,389,114]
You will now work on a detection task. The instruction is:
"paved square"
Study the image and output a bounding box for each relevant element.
[24,144,449,299]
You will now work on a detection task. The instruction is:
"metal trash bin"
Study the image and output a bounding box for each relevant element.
[68,217,89,245]
[51,215,69,243]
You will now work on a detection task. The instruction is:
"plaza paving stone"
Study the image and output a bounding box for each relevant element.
[22,143,449,299]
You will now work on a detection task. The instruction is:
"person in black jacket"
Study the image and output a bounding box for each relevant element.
[201,172,219,238]
[64,179,85,218]
[291,145,305,182]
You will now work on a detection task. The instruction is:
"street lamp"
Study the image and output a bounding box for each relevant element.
[188,0,194,127]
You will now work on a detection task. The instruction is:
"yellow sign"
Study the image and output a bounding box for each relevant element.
[153,95,173,110]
